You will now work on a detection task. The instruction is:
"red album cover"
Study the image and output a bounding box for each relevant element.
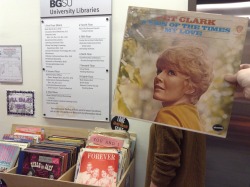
[18,150,64,179]
[75,149,119,187]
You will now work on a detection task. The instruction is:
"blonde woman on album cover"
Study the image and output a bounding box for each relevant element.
[75,162,93,184]
[107,165,117,186]
[152,46,214,131]
[145,45,213,187]
[86,168,100,186]
[145,43,250,187]
[98,169,112,187]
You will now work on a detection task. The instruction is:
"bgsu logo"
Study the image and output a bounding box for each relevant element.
[50,0,72,7]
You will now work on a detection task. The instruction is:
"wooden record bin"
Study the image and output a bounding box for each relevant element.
[0,124,135,187]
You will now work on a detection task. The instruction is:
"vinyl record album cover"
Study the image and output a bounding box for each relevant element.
[17,149,65,179]
[112,6,248,137]
[0,143,20,172]
[75,148,119,187]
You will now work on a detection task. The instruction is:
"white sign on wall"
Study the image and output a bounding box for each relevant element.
[41,16,111,122]
[0,45,23,83]
[40,0,112,17]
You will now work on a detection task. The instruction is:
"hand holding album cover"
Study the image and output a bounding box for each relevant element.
[112,6,248,137]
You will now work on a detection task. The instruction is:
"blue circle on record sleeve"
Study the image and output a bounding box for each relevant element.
[111,116,129,131]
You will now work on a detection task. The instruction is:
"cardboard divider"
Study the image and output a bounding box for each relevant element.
[0,172,93,187]
[58,165,76,182]
[5,166,17,174]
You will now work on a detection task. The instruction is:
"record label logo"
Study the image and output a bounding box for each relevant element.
[50,0,72,7]
[212,124,224,131]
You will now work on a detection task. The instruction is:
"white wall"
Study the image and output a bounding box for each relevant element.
[0,0,187,186]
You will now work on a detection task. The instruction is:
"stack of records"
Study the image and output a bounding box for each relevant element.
[74,127,136,187]
[16,134,86,180]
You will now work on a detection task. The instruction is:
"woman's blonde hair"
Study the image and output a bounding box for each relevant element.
[156,46,213,104]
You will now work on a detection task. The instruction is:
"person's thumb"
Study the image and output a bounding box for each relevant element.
[240,64,250,70]
[243,87,250,99]
[237,68,250,87]
[224,74,237,84]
